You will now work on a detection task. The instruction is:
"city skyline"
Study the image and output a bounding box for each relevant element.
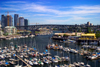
[0,0,100,25]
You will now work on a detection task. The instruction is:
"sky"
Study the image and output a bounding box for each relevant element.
[0,0,100,25]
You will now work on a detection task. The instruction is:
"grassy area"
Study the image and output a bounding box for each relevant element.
[35,31,40,34]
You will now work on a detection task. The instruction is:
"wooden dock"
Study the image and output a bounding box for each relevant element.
[15,54,32,67]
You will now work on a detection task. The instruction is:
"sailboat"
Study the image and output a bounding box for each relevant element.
[14,45,22,67]
[52,42,59,63]
[9,54,16,65]
[38,41,44,66]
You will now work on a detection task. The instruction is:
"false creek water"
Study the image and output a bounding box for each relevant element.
[0,31,99,67]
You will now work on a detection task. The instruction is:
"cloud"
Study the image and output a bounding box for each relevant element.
[0,7,20,11]
[43,16,90,24]
[72,5,100,10]
[1,1,100,15]
[5,1,26,3]
[33,14,53,16]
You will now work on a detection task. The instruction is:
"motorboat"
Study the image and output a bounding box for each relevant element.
[69,64,75,67]
[54,55,62,62]
[9,61,16,65]
[70,49,78,54]
[15,64,22,67]
[61,56,70,62]
[73,62,80,67]
[43,58,51,64]
[85,64,91,67]
[28,61,33,66]
[33,58,38,65]
[96,47,100,51]
[90,46,97,50]
[52,57,58,63]
[63,47,70,52]
[46,56,52,61]
[89,41,98,45]
[59,45,63,50]
[88,54,98,60]
[9,58,15,61]
[38,59,44,65]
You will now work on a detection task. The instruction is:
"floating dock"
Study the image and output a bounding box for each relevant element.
[15,54,32,67]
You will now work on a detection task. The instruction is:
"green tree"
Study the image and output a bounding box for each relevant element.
[96,33,100,38]
[63,34,68,37]
[75,32,77,36]
[4,33,8,36]
[87,27,91,33]
[87,27,94,33]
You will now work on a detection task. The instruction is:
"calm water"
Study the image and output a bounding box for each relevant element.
[0,31,100,67]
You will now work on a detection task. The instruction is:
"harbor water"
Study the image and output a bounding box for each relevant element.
[0,31,100,67]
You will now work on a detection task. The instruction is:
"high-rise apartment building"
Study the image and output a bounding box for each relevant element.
[1,15,7,27]
[87,21,90,26]
[7,15,13,26]
[19,17,24,26]
[14,14,19,26]
[24,19,28,26]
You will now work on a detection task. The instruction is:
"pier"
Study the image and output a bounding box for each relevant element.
[15,54,32,67]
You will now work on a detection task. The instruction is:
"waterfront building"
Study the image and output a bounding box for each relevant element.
[54,32,84,36]
[0,24,3,36]
[19,17,24,26]
[14,14,19,26]
[4,26,17,35]
[79,33,96,40]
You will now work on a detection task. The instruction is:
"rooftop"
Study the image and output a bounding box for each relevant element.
[81,33,95,36]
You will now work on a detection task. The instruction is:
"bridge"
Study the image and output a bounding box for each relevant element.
[15,24,70,31]
[15,24,99,34]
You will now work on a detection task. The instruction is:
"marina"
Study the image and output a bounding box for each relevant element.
[0,31,100,67]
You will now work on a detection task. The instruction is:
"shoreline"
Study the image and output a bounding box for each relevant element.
[0,34,35,40]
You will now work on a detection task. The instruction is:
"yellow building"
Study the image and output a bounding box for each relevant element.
[80,33,96,40]
[54,32,84,36]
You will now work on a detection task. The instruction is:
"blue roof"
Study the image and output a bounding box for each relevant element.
[13,54,15,56]
[5,62,9,65]
[57,65,60,67]
[97,52,100,54]
[34,48,36,50]
[2,50,3,52]
[43,52,45,54]
[52,57,55,59]
[45,50,48,52]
